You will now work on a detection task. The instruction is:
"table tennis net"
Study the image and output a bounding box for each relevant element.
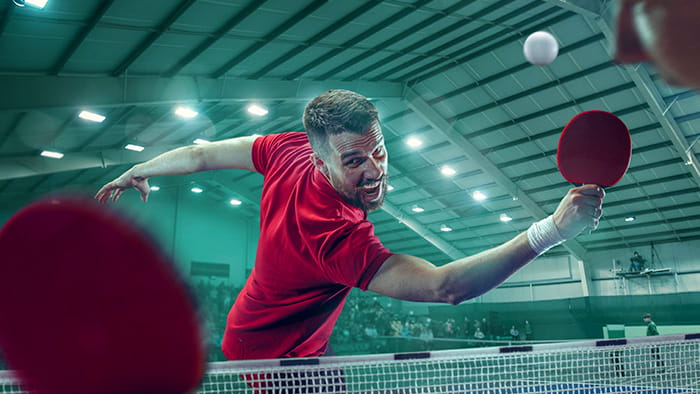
[1,333,698,393]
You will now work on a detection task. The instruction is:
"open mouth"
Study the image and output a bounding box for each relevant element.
[360,181,382,202]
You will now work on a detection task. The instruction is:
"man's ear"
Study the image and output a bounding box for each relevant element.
[310,153,330,178]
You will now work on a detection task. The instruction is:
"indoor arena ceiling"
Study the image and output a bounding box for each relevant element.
[1,0,699,265]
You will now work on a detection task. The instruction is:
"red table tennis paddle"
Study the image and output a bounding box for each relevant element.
[0,197,205,394]
[557,110,631,187]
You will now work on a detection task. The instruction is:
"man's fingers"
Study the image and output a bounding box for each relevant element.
[134,180,150,203]
[112,188,123,202]
[578,184,606,198]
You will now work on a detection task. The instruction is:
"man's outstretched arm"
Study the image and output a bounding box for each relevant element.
[368,184,604,305]
[95,135,259,203]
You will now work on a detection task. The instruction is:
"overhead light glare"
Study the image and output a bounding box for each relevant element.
[441,165,456,177]
[247,104,268,116]
[387,184,394,191]
[150,186,160,191]
[624,216,636,222]
[40,150,63,159]
[191,187,203,194]
[472,190,487,201]
[14,0,47,8]
[500,213,513,223]
[193,138,210,145]
[26,0,47,7]
[125,144,144,152]
[78,110,105,123]
[411,205,425,213]
[229,198,242,206]
[406,137,422,148]
[175,106,198,119]
[440,224,453,232]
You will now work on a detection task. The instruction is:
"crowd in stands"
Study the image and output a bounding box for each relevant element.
[192,277,241,361]
[191,279,537,360]
[190,279,538,359]
[331,293,535,353]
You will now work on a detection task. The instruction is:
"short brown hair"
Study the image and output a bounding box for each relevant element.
[643,313,651,319]
[302,89,378,156]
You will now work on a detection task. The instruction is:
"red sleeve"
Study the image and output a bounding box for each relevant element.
[303,215,392,290]
[252,133,307,175]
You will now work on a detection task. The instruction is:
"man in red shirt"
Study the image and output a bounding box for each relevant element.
[96,89,604,361]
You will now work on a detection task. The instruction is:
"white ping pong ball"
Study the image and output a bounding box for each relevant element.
[523,31,559,66]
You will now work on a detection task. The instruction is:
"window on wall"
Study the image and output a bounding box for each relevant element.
[190,261,230,278]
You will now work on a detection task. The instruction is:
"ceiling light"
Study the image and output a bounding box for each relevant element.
[191,187,203,193]
[193,138,210,145]
[500,213,513,223]
[229,198,242,206]
[26,0,47,7]
[387,185,394,191]
[406,136,422,148]
[78,110,105,123]
[150,186,160,191]
[624,216,636,222]
[441,165,456,177]
[40,150,63,159]
[175,106,198,119]
[411,205,424,213]
[125,144,144,152]
[247,104,268,116]
[440,224,453,232]
[472,191,487,201]
[13,0,48,8]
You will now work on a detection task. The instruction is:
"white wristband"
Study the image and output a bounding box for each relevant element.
[527,216,565,255]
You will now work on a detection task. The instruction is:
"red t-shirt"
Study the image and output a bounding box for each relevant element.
[222,132,393,360]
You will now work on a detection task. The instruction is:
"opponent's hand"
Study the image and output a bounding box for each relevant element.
[95,168,150,203]
[551,184,605,239]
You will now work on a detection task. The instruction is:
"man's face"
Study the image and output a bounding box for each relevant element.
[614,0,700,89]
[313,122,388,213]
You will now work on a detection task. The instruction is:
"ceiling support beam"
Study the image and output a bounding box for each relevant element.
[539,0,600,18]
[0,75,404,112]
[381,201,466,260]
[404,87,588,262]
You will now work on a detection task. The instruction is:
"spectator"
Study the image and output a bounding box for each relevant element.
[524,320,533,340]
[643,313,664,372]
[462,316,472,338]
[474,327,485,340]
[643,313,659,336]
[628,251,647,273]
[481,317,491,340]
[509,325,520,341]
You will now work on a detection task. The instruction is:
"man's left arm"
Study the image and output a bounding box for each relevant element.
[368,185,604,304]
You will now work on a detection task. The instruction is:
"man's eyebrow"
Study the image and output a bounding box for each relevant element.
[340,151,362,160]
